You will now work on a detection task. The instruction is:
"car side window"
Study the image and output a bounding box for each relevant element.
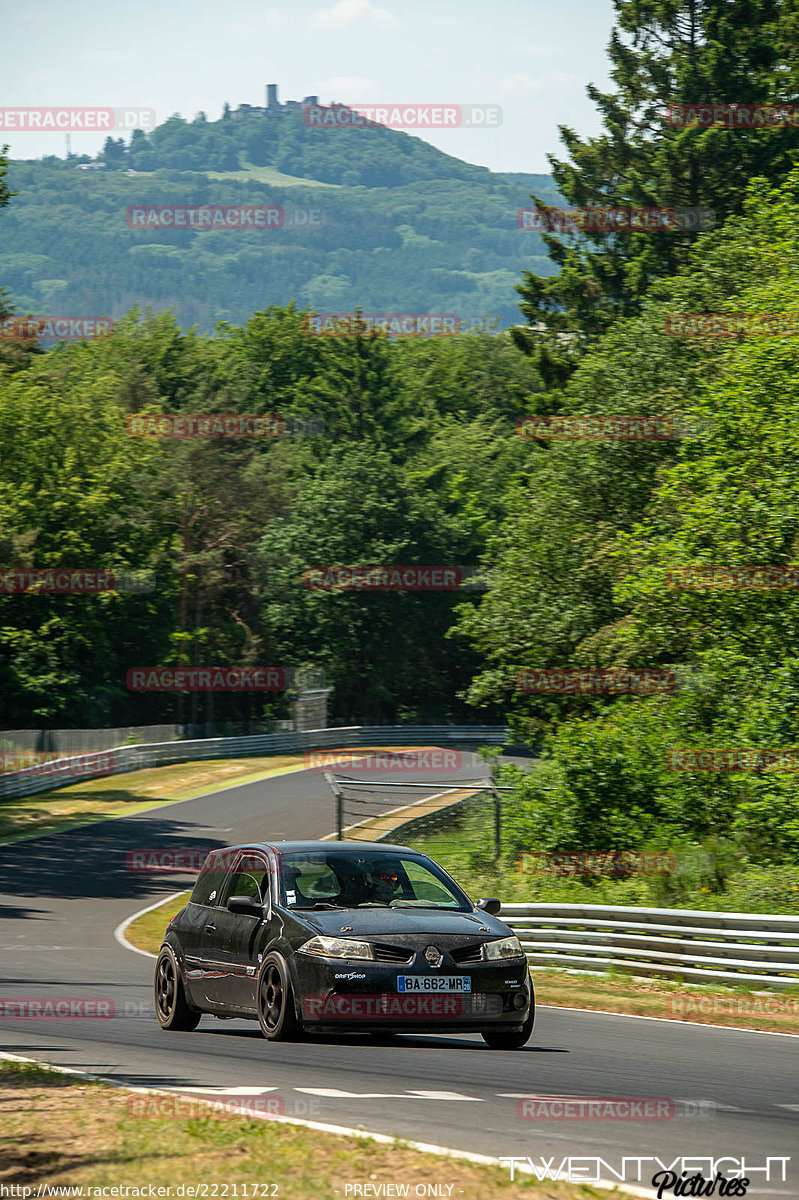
[402,859,460,906]
[190,855,232,907]
[220,855,269,906]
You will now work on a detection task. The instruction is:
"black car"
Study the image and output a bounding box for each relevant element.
[154,840,534,1049]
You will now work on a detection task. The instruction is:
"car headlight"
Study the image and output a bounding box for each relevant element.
[483,935,524,961]
[298,935,374,960]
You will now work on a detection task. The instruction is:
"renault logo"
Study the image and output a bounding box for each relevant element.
[424,945,442,968]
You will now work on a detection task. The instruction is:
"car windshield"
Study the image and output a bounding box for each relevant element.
[276,851,471,912]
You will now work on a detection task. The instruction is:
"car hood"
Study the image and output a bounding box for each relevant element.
[296,906,511,939]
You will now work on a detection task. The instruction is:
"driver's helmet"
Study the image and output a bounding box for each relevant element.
[366,864,401,903]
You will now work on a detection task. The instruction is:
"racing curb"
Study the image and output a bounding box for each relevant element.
[0,1052,652,1198]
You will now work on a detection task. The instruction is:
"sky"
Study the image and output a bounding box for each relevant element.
[3,0,617,175]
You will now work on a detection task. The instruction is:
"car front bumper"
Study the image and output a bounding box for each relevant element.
[293,954,533,1032]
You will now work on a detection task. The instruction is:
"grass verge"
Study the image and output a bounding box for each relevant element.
[125,894,799,1034]
[0,1060,637,1199]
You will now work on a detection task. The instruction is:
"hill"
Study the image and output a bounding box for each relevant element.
[0,104,560,331]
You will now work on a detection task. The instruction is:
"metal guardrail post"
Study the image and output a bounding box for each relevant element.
[324,771,344,840]
[490,783,501,860]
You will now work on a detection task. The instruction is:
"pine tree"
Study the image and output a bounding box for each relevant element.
[515,0,799,383]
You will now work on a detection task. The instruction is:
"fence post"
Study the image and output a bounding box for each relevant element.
[324,772,343,839]
[491,783,501,860]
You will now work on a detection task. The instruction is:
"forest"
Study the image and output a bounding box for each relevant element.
[3,0,799,910]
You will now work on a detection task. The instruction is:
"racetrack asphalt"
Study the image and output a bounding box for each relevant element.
[1,751,797,1197]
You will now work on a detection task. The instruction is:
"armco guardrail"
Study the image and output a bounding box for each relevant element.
[0,725,508,801]
[502,903,799,989]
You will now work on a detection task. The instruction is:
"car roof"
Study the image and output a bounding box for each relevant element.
[218,840,416,855]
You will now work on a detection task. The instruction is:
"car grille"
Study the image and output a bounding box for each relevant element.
[372,943,414,964]
[450,943,484,966]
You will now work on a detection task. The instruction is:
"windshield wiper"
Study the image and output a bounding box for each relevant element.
[291,901,343,910]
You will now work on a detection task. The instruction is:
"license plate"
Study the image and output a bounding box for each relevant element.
[397,976,471,993]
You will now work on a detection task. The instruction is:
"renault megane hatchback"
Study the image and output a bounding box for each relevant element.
[154,840,535,1048]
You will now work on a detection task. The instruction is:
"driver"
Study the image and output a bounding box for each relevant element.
[363,865,401,905]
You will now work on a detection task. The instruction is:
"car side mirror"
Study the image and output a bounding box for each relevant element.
[476,897,501,916]
[227,894,264,917]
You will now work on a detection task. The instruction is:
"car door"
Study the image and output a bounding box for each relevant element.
[208,852,272,1013]
[181,848,238,1009]
[225,852,277,1013]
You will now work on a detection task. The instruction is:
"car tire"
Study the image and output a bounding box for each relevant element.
[154,946,201,1031]
[257,952,302,1041]
[481,989,535,1049]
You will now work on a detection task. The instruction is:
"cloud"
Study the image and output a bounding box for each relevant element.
[310,0,399,30]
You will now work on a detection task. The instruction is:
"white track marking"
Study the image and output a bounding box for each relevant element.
[113,891,185,959]
[296,1087,415,1099]
[539,1002,799,1038]
[173,1086,280,1095]
[0,1053,656,1200]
